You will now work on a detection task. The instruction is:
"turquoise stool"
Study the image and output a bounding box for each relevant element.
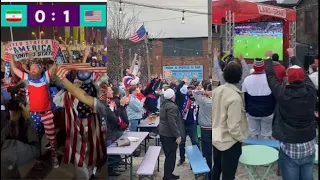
[239,145,279,180]
[315,144,318,164]
[197,125,201,149]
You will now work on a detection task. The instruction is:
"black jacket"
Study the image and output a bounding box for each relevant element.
[159,99,184,138]
[265,56,317,143]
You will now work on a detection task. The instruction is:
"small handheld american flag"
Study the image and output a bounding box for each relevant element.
[129,25,146,43]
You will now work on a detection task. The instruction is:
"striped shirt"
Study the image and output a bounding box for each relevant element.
[280,140,316,159]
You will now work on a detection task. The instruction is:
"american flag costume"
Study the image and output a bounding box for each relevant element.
[54,64,107,167]
[60,91,105,167]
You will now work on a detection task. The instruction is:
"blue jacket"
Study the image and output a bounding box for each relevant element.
[126,94,143,120]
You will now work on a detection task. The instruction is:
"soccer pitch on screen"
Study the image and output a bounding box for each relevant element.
[234,35,283,60]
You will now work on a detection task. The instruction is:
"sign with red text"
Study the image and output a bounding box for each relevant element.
[257,4,286,19]
[5,39,57,61]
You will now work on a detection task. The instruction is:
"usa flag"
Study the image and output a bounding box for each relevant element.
[85,10,101,22]
[129,25,146,43]
[56,63,107,80]
[51,40,60,60]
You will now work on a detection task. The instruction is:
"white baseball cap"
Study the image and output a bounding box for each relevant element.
[163,88,175,100]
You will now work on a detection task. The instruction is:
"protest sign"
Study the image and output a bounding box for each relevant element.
[4,39,58,61]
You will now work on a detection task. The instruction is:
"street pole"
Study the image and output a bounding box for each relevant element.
[208,0,213,78]
[144,32,151,80]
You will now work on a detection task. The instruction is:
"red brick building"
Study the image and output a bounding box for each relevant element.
[151,37,211,80]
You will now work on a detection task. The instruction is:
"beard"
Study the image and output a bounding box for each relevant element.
[29,72,41,80]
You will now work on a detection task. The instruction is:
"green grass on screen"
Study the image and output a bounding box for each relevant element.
[234,36,283,61]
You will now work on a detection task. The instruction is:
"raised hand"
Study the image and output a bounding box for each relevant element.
[287,48,294,57]
[213,48,220,58]
[183,77,189,84]
[84,46,91,57]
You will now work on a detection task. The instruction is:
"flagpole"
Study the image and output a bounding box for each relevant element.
[52,2,55,40]
[143,23,151,80]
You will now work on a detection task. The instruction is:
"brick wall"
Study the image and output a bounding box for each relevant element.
[296,0,319,53]
[151,38,222,80]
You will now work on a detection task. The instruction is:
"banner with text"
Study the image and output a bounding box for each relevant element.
[5,39,56,61]
[163,65,203,81]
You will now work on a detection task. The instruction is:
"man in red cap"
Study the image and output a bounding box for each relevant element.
[265,48,317,180]
[242,58,276,140]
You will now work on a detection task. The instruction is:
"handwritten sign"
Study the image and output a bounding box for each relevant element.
[257,4,286,19]
[163,65,203,81]
[5,39,56,61]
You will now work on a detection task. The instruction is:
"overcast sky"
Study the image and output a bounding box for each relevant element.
[107,0,284,38]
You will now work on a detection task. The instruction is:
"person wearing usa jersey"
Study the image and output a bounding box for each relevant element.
[10,55,59,169]
[122,68,140,90]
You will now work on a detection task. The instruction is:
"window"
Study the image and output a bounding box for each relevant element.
[305,10,313,33]
[162,38,203,57]
[212,25,220,33]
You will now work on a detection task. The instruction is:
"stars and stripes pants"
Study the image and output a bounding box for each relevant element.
[30,111,57,158]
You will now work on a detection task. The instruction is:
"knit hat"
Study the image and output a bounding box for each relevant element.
[253,58,264,72]
[287,65,305,83]
[163,88,175,100]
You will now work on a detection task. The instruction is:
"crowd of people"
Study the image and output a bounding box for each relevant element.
[0,37,318,180]
[235,22,283,36]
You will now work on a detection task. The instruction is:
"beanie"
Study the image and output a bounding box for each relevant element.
[287,65,305,83]
[253,58,264,72]
[163,88,175,100]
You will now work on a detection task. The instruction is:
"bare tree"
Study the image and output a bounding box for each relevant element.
[106,3,140,82]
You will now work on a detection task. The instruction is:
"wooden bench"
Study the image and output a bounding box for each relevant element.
[243,137,281,176]
[185,145,210,180]
[137,146,161,180]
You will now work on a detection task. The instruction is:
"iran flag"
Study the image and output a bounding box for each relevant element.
[6,11,22,22]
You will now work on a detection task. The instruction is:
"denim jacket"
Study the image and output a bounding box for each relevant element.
[126,95,143,120]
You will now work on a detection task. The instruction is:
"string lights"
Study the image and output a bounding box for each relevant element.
[119,0,123,14]
[181,10,185,24]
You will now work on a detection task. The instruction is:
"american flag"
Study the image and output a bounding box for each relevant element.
[63,92,105,167]
[85,10,101,22]
[55,48,67,65]
[56,63,107,80]
[3,51,12,62]
[129,25,146,43]
[51,40,60,60]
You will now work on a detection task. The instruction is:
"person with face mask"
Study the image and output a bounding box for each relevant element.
[10,53,58,169]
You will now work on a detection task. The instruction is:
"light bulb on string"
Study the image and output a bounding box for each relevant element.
[181,10,185,24]
[119,1,123,14]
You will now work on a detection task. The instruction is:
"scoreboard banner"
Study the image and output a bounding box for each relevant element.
[1,5,107,27]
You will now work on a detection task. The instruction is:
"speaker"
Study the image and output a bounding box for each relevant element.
[304,55,315,71]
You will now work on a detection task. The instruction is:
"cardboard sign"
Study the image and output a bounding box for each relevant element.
[5,39,57,61]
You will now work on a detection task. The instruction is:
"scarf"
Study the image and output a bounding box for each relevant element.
[182,95,198,121]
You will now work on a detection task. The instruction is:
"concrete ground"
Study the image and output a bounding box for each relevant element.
[15,137,319,180]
